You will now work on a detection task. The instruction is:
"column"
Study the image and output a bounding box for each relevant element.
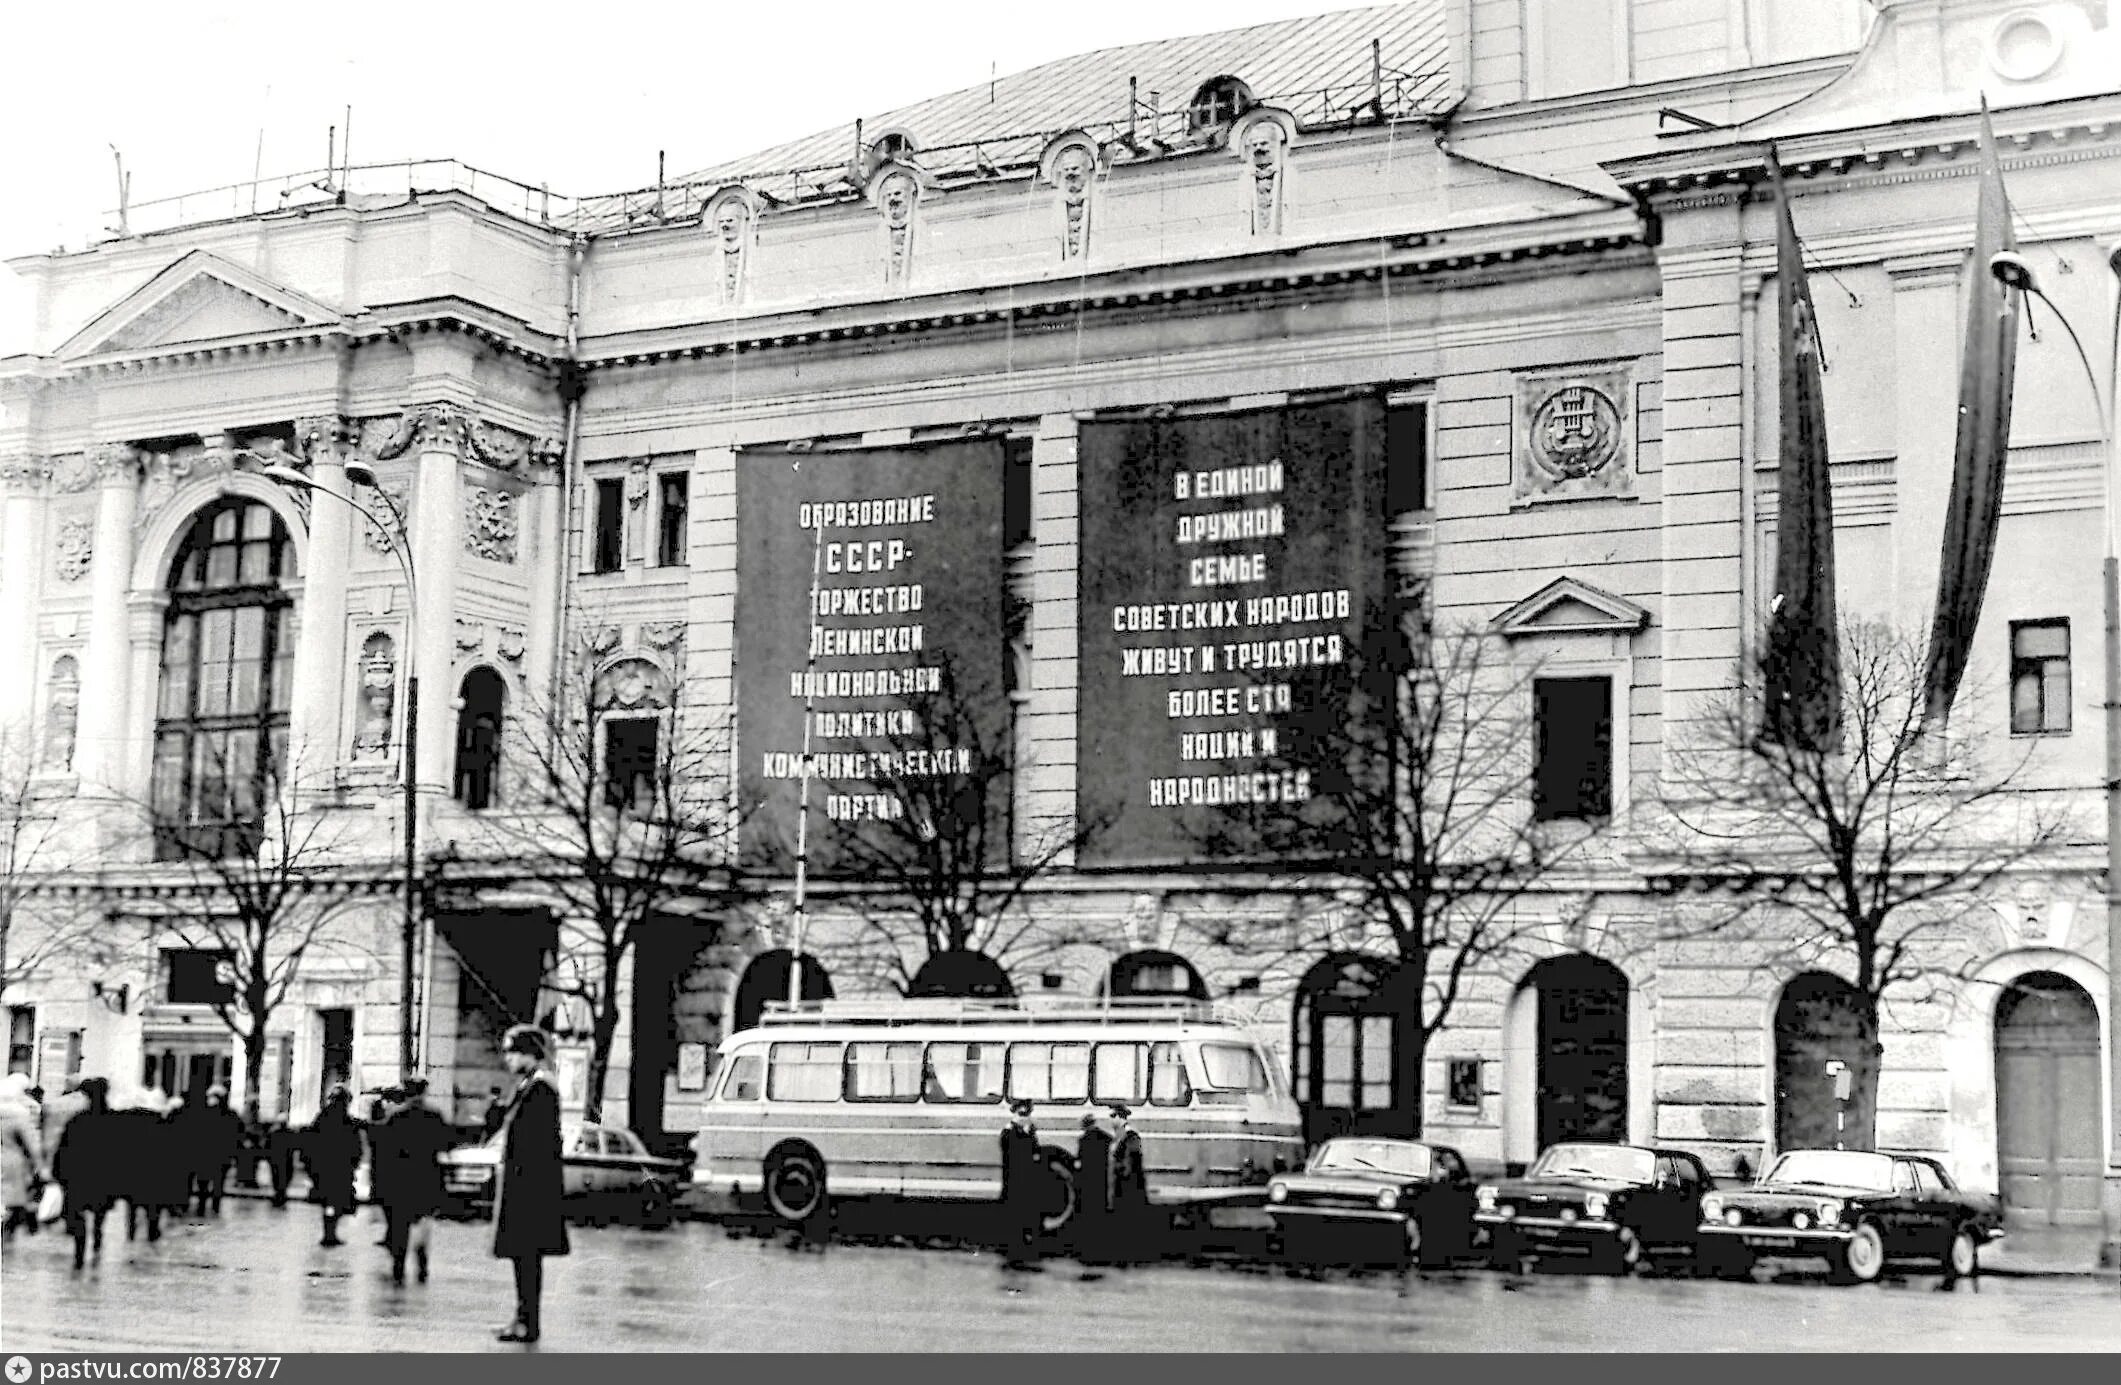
[0,459,46,737]
[407,405,464,807]
[522,451,564,728]
[1024,415,1080,866]
[288,418,353,785]
[74,443,139,797]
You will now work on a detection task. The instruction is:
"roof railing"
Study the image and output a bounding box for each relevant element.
[754,995,1248,1028]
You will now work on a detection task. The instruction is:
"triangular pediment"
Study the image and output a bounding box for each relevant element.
[1491,577,1651,638]
[58,250,340,358]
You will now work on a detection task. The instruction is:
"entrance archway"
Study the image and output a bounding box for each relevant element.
[731,950,835,1035]
[1995,971,2102,1227]
[1528,953,1628,1149]
[1291,953,1416,1144]
[1774,971,1869,1155]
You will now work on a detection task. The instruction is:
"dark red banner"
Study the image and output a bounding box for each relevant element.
[1077,399,1389,867]
[736,442,1006,874]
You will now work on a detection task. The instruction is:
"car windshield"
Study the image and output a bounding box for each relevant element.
[1529,1144,1655,1183]
[1764,1151,1895,1192]
[1310,1140,1431,1179]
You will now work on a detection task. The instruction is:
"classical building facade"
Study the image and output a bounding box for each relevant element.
[2,0,2116,1242]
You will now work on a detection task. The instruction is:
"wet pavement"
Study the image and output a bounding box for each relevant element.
[3,1200,2118,1352]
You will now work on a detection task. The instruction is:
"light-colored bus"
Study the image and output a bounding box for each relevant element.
[687,997,1304,1229]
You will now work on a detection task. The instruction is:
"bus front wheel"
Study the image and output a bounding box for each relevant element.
[765,1146,828,1226]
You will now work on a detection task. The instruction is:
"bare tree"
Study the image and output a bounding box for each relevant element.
[0,725,118,1005]
[1650,619,2071,1149]
[465,656,745,1124]
[810,653,1107,995]
[1205,620,1599,1135]
[144,752,372,1124]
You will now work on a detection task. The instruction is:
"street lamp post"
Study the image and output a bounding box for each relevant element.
[1990,244,2121,1267]
[260,461,423,1081]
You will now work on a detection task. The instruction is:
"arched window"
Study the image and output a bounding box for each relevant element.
[454,667,507,809]
[1188,76,1254,133]
[151,499,297,858]
[1292,953,1416,1143]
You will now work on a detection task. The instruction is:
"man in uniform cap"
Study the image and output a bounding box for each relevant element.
[1072,1108,1113,1268]
[492,1025,568,1343]
[998,1098,1043,1267]
[1107,1103,1149,1263]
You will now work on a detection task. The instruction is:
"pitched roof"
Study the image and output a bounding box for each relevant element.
[585,2,1446,224]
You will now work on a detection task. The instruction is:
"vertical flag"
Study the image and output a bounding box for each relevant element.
[1922,103,2020,730]
[1762,149,1842,752]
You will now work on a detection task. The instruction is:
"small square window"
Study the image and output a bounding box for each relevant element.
[2009,619,2070,735]
[1446,1057,1481,1109]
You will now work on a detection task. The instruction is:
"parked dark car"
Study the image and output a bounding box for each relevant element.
[1266,1137,1480,1268]
[1475,1142,1712,1274]
[1696,1148,2003,1283]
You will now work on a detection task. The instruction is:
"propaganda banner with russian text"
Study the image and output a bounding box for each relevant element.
[735,442,1007,874]
[1077,399,1389,867]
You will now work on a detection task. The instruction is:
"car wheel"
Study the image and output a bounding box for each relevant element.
[1835,1222,1886,1284]
[1943,1225,1979,1280]
[1595,1225,1644,1276]
[764,1146,827,1226]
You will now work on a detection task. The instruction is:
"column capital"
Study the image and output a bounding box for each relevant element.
[368,403,471,462]
[296,415,355,467]
[88,442,142,487]
[0,453,50,496]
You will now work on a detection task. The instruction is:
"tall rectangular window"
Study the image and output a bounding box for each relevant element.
[656,471,689,568]
[1385,401,1429,514]
[593,477,625,574]
[1003,436,1034,548]
[2010,619,2071,735]
[1533,676,1614,821]
[6,1007,33,1076]
[603,716,660,812]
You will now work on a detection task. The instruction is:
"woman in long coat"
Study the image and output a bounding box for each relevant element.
[493,1025,568,1344]
[306,1085,365,1247]
[0,1073,42,1238]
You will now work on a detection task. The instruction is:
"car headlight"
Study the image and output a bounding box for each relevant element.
[1559,1206,1579,1223]
[1476,1185,1497,1210]
[1724,1208,1744,1227]
[1376,1188,1398,1211]
[1791,1212,1811,1231]
[1700,1195,1723,1221]
[1583,1193,1608,1219]
[1498,1205,1517,1220]
[1817,1200,1843,1226]
[1268,1182,1289,1204]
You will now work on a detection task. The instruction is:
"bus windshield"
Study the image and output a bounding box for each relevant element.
[1200,1044,1270,1091]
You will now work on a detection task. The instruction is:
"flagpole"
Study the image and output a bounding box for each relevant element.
[788,516,828,1013]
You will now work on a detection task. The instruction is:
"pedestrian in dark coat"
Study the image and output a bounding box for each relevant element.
[263,1120,300,1206]
[1107,1103,1150,1263]
[493,1026,568,1344]
[998,1098,1043,1266]
[375,1077,454,1286]
[1072,1110,1113,1265]
[174,1085,242,1215]
[307,1085,365,1247]
[114,1095,185,1242]
[51,1077,121,1269]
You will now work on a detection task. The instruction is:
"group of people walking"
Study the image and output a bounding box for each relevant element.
[998,1098,1150,1270]
[0,1024,569,1348]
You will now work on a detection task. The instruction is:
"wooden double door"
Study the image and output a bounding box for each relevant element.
[1995,973,2102,1228]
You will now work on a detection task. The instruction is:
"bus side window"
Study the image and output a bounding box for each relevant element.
[924,1042,1005,1103]
[768,1042,844,1102]
[1008,1042,1090,1103]
[845,1042,923,1102]
[1148,1041,1191,1106]
[720,1052,763,1101]
[1092,1043,1148,1105]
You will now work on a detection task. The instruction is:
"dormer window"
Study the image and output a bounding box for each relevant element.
[1188,76,1254,133]
[869,131,919,166]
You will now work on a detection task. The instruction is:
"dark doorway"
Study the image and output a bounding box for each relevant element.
[318,1008,354,1106]
[1292,953,1416,1144]
[731,950,835,1035]
[1774,971,1869,1153]
[1996,971,2102,1227]
[1530,953,1628,1149]
[627,918,723,1145]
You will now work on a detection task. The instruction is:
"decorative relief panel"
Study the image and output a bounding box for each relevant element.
[1511,364,1639,507]
[464,485,519,562]
[1039,134,1100,262]
[874,168,921,288]
[41,654,80,774]
[357,479,410,553]
[455,618,487,654]
[48,454,95,494]
[1231,110,1294,237]
[496,626,526,664]
[594,656,670,711]
[53,519,93,581]
[0,455,50,494]
[353,632,397,760]
[703,187,756,305]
